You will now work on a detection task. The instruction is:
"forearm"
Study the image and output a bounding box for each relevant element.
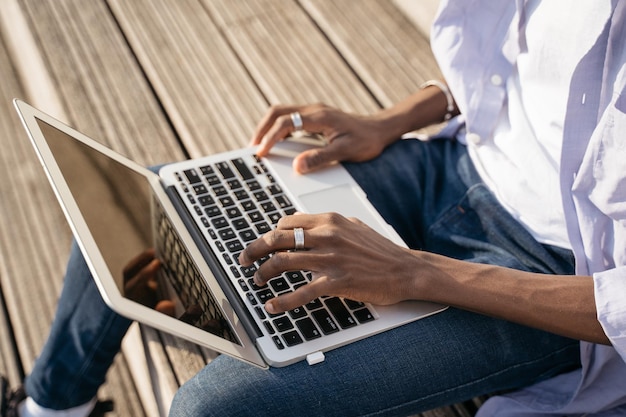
[369,81,459,144]
[412,251,609,345]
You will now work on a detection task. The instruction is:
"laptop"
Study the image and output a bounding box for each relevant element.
[15,99,446,369]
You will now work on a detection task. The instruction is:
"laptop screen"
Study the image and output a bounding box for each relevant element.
[35,118,239,343]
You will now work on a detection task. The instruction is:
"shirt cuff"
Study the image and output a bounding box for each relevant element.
[593,266,626,359]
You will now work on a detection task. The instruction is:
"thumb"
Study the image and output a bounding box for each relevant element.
[292,141,348,174]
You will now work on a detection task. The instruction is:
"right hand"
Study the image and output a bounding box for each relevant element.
[251,104,396,174]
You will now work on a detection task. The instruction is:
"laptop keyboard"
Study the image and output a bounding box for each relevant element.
[173,154,375,350]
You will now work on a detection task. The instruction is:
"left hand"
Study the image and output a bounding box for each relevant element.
[238,213,419,314]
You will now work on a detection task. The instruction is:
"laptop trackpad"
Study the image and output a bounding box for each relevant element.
[298,184,391,238]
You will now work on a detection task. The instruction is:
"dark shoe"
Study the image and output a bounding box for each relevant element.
[1,375,112,417]
[1,376,25,417]
[88,399,114,417]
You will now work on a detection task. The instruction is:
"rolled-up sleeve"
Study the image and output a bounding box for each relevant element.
[594,266,626,360]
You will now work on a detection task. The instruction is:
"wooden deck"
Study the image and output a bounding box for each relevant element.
[0,1,484,415]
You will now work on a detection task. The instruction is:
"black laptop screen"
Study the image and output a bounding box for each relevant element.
[35,118,239,344]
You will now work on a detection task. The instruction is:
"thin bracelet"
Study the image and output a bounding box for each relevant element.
[420,79,455,121]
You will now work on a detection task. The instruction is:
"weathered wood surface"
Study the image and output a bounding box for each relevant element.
[0,0,482,415]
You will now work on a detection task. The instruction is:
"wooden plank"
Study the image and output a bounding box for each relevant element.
[204,0,380,113]
[301,0,442,107]
[0,0,187,414]
[108,0,269,157]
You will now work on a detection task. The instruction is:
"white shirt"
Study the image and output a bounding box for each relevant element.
[432,0,626,414]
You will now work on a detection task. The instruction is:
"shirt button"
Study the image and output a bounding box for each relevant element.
[490,74,503,86]
[467,133,481,145]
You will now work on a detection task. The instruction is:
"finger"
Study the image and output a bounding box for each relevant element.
[122,248,156,279]
[250,105,291,146]
[126,258,162,290]
[252,251,317,287]
[239,226,312,266]
[292,137,354,174]
[255,113,301,157]
[155,300,176,316]
[264,280,325,314]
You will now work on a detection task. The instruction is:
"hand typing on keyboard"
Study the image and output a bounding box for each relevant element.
[238,212,420,315]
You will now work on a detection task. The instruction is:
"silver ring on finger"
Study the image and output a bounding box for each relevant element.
[290,112,303,132]
[293,227,305,250]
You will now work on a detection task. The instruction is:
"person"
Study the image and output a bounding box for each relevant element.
[2,0,626,416]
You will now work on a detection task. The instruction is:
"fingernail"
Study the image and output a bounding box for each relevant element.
[265,301,276,314]
[293,158,309,174]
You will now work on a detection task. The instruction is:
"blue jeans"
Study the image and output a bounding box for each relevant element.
[25,138,581,416]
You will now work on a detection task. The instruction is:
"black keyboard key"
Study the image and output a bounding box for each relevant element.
[238,279,249,291]
[205,175,221,185]
[240,264,257,278]
[325,297,357,329]
[248,211,263,223]
[198,195,214,206]
[267,212,281,224]
[305,298,323,311]
[225,207,242,218]
[246,180,261,191]
[225,240,244,253]
[345,299,365,310]
[255,306,266,320]
[218,228,236,241]
[253,191,269,202]
[241,200,256,212]
[311,309,339,334]
[239,229,257,242]
[267,184,283,195]
[283,330,303,347]
[264,321,275,334]
[183,169,201,184]
[248,278,265,291]
[272,335,285,349]
[257,288,275,304]
[216,161,235,179]
[255,222,271,234]
[285,271,306,284]
[269,277,289,293]
[230,265,241,278]
[211,217,229,229]
[273,316,294,332]
[288,306,307,320]
[232,218,249,230]
[296,318,321,340]
[246,292,257,305]
[219,196,235,207]
[200,165,214,176]
[192,184,208,195]
[232,157,255,180]
[284,207,297,215]
[213,185,228,196]
[234,189,249,201]
[261,202,276,213]
[205,206,221,217]
[353,308,375,323]
[227,179,242,190]
[274,195,292,209]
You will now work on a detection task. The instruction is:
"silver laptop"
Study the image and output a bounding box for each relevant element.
[15,99,446,369]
